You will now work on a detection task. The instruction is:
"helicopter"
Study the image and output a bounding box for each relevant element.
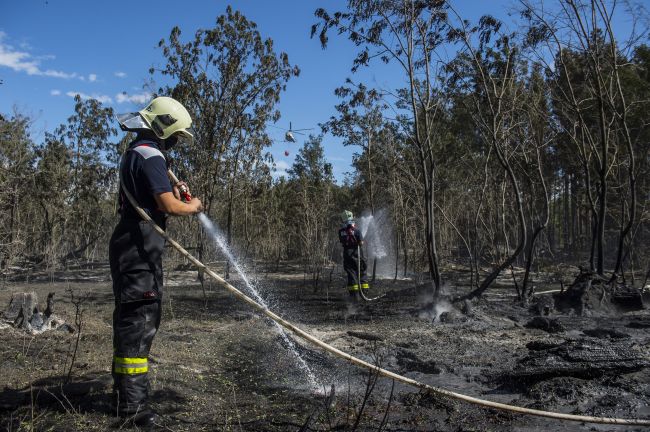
[284,122,313,143]
[269,121,314,143]
[267,121,315,158]
[268,122,314,157]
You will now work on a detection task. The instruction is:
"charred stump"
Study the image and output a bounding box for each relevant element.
[4,292,37,330]
[553,269,644,315]
[2,292,74,334]
[609,279,644,311]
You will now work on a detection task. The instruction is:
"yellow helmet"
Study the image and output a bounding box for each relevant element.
[117,96,194,144]
[139,96,194,141]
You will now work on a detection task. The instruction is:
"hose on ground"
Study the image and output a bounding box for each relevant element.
[120,179,650,427]
[356,244,385,302]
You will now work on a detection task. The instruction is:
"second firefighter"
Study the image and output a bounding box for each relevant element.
[338,210,369,301]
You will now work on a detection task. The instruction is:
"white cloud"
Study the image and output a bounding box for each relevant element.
[0,32,79,79]
[88,73,97,82]
[271,170,288,179]
[268,159,290,178]
[50,89,61,96]
[116,92,151,104]
[66,91,112,104]
[114,71,127,78]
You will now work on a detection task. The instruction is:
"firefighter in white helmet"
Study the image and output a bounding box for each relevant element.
[112,96,202,427]
[338,210,369,302]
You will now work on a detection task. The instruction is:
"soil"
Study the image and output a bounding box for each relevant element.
[0,263,649,431]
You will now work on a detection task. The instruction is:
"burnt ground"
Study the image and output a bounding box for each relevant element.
[0,262,649,431]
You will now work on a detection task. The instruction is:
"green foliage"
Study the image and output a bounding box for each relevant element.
[285,136,340,286]
[288,135,333,184]
[0,114,35,269]
[150,7,302,268]
[2,2,649,293]
[153,6,299,215]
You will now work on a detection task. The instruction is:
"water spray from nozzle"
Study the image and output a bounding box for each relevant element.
[197,212,320,389]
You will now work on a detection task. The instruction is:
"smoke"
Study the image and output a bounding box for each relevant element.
[432,298,453,322]
[416,282,455,323]
[345,300,358,319]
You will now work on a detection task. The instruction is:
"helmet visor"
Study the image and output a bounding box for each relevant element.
[173,128,195,146]
[117,112,150,131]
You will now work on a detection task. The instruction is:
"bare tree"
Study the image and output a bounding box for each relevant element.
[313,0,453,297]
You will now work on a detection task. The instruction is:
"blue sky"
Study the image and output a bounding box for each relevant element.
[1,1,641,181]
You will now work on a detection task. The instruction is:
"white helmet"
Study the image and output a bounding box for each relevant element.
[117,96,194,144]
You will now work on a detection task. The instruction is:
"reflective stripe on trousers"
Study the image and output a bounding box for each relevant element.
[347,283,370,292]
[113,356,148,374]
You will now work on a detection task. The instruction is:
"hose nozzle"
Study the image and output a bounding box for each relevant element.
[168,169,192,202]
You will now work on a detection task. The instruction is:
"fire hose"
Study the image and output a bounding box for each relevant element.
[357,244,385,302]
[119,173,650,427]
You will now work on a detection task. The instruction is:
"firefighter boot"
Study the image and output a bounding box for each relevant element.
[113,407,158,430]
[130,409,158,429]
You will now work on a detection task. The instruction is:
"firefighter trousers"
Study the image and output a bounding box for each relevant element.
[109,219,165,415]
[343,247,369,293]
